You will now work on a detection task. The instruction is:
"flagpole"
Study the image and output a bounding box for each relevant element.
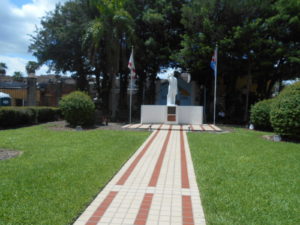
[213,44,218,125]
[129,46,134,124]
[129,74,133,124]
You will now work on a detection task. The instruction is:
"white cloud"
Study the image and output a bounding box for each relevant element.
[0,0,68,75]
[0,55,28,75]
[0,55,49,75]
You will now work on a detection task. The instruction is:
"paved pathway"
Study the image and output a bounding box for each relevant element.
[123,123,221,132]
[74,125,206,225]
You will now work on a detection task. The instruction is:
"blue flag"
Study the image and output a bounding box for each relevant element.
[210,48,217,73]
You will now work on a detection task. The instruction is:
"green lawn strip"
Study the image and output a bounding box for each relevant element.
[0,125,149,225]
[188,129,300,225]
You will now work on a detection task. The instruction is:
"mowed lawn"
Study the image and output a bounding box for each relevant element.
[188,128,300,225]
[0,125,149,225]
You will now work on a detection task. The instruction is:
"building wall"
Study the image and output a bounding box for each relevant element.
[0,88,40,106]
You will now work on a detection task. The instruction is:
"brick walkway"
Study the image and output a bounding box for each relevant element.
[123,123,221,132]
[73,125,206,225]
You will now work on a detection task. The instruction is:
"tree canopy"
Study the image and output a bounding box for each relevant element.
[12,71,24,81]
[29,0,300,122]
[26,61,39,75]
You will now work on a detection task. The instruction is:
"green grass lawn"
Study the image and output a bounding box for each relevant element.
[188,128,300,225]
[0,125,149,225]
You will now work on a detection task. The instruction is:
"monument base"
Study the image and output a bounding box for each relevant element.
[141,105,203,124]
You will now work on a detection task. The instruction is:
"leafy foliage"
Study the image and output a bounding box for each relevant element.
[278,81,300,96]
[250,99,273,130]
[29,0,300,122]
[29,0,92,91]
[270,82,300,139]
[59,91,95,127]
[36,107,61,122]
[175,0,300,122]
[25,61,39,75]
[12,71,24,81]
[0,107,60,127]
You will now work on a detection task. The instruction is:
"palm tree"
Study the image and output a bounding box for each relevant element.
[84,0,134,111]
[85,0,134,74]
[25,61,39,76]
[13,71,24,81]
[0,62,7,76]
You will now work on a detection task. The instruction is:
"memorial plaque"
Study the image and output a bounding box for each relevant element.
[167,106,176,114]
[167,115,176,121]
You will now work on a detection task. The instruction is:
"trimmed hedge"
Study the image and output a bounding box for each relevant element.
[0,107,60,128]
[250,99,274,130]
[59,91,95,127]
[37,107,61,122]
[270,86,300,139]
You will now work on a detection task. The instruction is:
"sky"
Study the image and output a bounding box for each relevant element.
[0,0,172,79]
[0,0,68,76]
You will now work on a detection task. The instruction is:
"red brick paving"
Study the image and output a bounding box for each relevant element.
[134,193,154,225]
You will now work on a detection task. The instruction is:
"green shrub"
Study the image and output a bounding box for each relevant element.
[270,82,300,139]
[35,107,60,122]
[270,92,300,139]
[250,99,274,130]
[0,107,60,128]
[59,91,95,127]
[279,81,300,96]
[0,107,35,127]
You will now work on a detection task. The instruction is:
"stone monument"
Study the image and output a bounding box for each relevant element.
[141,72,203,124]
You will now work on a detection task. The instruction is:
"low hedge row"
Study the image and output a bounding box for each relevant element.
[0,107,60,128]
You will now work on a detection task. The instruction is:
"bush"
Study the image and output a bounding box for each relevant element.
[0,107,60,128]
[59,91,95,127]
[270,82,300,139]
[36,107,60,122]
[250,99,274,130]
[278,81,300,96]
[0,107,34,127]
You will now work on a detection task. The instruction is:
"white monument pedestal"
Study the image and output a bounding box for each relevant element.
[141,105,203,124]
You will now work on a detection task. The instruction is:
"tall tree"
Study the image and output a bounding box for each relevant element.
[29,0,92,91]
[83,0,134,113]
[127,0,186,105]
[175,0,300,123]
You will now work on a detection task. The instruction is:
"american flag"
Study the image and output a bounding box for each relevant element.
[128,48,136,78]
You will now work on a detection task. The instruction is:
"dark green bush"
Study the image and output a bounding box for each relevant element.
[36,107,60,122]
[0,107,34,127]
[59,91,95,127]
[270,82,300,139]
[250,99,274,130]
[0,107,60,128]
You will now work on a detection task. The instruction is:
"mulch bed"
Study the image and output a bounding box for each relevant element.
[0,150,22,161]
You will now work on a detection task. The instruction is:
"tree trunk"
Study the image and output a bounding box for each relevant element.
[244,63,252,123]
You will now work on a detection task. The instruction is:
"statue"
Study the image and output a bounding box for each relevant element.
[167,72,178,106]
